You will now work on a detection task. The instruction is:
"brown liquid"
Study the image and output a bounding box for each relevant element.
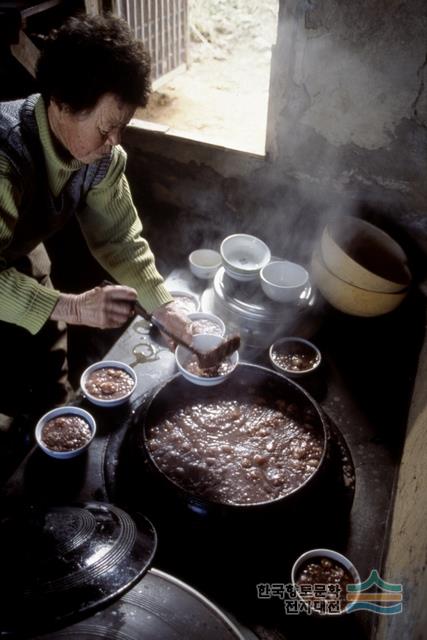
[147,398,323,505]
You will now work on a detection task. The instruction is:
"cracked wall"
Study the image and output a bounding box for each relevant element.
[268,0,427,211]
[125,0,427,280]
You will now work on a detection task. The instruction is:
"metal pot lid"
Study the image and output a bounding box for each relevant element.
[31,568,248,640]
[211,266,315,323]
[0,501,157,637]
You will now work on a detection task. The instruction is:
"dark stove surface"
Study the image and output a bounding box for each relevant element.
[31,568,248,640]
[102,388,356,635]
[1,268,424,640]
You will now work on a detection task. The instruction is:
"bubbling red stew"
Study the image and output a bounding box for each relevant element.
[146,395,324,505]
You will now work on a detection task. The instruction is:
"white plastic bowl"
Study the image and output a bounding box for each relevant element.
[187,311,226,337]
[175,333,239,386]
[188,249,222,279]
[169,290,200,314]
[35,406,96,459]
[220,234,271,281]
[80,360,137,407]
[260,260,309,302]
[269,337,321,378]
[291,548,361,615]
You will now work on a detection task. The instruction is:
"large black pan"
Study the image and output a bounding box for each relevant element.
[134,363,331,518]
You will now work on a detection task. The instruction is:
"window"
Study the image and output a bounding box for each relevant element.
[115,0,279,155]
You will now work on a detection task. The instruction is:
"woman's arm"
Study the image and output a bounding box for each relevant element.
[78,146,174,314]
[0,155,60,334]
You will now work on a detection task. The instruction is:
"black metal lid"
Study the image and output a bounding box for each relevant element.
[0,501,157,637]
[31,568,246,640]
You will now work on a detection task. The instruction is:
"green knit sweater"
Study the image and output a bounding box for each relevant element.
[0,96,172,334]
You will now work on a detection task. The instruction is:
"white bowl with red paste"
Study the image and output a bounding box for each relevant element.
[169,290,200,314]
[80,360,137,407]
[187,311,226,337]
[291,548,361,615]
[35,406,96,459]
[269,337,321,378]
[175,333,239,386]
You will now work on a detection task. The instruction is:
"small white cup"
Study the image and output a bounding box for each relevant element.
[260,260,309,303]
[188,249,222,279]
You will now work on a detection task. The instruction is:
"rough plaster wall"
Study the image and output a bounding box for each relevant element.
[124,131,354,278]
[300,1,425,149]
[269,0,427,217]
[375,336,427,640]
[126,0,427,271]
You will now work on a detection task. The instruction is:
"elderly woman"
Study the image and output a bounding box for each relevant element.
[0,13,190,423]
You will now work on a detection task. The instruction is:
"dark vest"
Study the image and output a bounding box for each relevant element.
[0,94,111,265]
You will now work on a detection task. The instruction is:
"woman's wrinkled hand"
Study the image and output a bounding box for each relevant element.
[151,301,193,350]
[50,285,138,328]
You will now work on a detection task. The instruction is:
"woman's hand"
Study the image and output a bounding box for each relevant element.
[50,285,137,328]
[151,301,193,350]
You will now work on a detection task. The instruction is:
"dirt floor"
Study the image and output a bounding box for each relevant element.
[136,0,279,154]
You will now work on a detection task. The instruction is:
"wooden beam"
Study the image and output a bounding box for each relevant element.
[10,29,40,77]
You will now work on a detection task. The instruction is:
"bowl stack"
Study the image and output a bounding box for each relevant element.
[220,233,271,281]
[311,217,411,317]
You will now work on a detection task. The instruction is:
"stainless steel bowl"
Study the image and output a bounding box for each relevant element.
[201,267,322,352]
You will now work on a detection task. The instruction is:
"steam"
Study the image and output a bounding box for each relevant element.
[124,0,427,344]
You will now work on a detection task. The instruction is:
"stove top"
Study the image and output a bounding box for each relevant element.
[103,400,355,628]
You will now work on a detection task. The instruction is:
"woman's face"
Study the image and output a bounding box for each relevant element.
[48,93,136,164]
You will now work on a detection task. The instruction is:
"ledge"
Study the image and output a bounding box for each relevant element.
[128,117,267,159]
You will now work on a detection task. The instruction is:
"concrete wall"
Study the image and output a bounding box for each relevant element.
[124,0,427,279]
[123,3,427,638]
[375,337,427,639]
